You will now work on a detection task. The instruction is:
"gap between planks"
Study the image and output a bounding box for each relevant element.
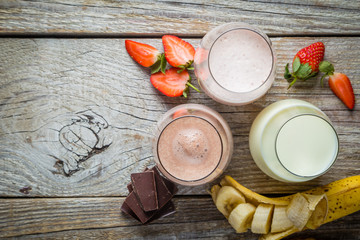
[1,33,360,39]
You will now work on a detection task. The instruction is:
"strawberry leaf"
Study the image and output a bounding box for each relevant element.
[151,53,166,74]
[160,54,166,74]
[303,71,318,81]
[150,59,162,74]
[319,61,334,75]
[177,66,186,73]
[293,57,301,73]
[182,85,189,98]
[284,63,292,80]
[296,63,312,79]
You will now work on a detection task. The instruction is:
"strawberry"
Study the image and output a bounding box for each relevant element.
[162,35,195,72]
[125,40,166,74]
[284,42,325,88]
[319,61,355,110]
[150,68,199,97]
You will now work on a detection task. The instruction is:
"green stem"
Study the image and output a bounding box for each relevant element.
[288,77,298,89]
[320,74,328,87]
[186,82,201,93]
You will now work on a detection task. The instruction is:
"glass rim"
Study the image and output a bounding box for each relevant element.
[274,113,339,178]
[156,115,224,183]
[207,27,275,94]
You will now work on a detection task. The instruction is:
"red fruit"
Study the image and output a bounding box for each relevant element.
[150,68,199,97]
[285,42,325,88]
[125,40,161,67]
[162,35,195,70]
[328,72,355,110]
[293,42,325,72]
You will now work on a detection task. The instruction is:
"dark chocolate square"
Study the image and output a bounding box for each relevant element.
[131,171,158,211]
[123,191,156,224]
[149,167,174,208]
[127,183,133,193]
[150,166,178,195]
[120,201,139,221]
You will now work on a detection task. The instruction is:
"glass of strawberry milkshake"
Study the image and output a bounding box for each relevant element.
[153,104,233,186]
[194,23,276,105]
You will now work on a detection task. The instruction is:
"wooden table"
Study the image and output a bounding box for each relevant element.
[1,1,359,239]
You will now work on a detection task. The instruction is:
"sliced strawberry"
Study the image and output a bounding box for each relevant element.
[125,40,166,73]
[150,68,199,97]
[319,61,355,110]
[162,35,195,71]
[284,42,325,88]
[328,72,355,109]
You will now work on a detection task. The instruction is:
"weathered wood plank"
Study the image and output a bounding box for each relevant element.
[0,197,359,239]
[0,37,359,197]
[0,0,360,36]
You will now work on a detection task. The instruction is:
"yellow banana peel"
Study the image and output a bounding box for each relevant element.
[211,175,360,240]
[222,176,290,206]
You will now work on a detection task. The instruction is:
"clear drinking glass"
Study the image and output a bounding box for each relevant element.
[249,99,339,182]
[194,22,276,105]
[153,104,233,186]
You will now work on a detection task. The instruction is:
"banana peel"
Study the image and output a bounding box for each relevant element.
[221,176,289,206]
[211,175,360,240]
[272,175,360,223]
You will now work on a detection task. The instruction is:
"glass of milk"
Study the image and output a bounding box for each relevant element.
[153,104,233,186]
[249,99,339,182]
[194,22,276,105]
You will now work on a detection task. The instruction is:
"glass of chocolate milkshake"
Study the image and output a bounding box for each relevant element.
[153,104,233,186]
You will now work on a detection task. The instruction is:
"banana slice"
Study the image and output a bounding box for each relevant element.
[251,203,274,234]
[271,205,294,233]
[228,203,256,233]
[215,186,246,218]
[286,193,312,230]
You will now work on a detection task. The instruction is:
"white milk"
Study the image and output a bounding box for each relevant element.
[276,115,338,177]
[249,99,339,182]
[209,29,273,93]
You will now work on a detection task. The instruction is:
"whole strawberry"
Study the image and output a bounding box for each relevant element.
[284,42,325,88]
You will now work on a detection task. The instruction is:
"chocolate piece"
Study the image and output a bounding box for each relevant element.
[120,201,139,221]
[122,167,178,224]
[162,177,178,195]
[149,167,178,195]
[127,183,133,193]
[123,191,156,224]
[148,167,174,208]
[131,171,158,211]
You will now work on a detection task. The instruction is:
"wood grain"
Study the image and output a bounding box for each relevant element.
[0,37,359,197]
[0,0,360,36]
[0,197,359,239]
